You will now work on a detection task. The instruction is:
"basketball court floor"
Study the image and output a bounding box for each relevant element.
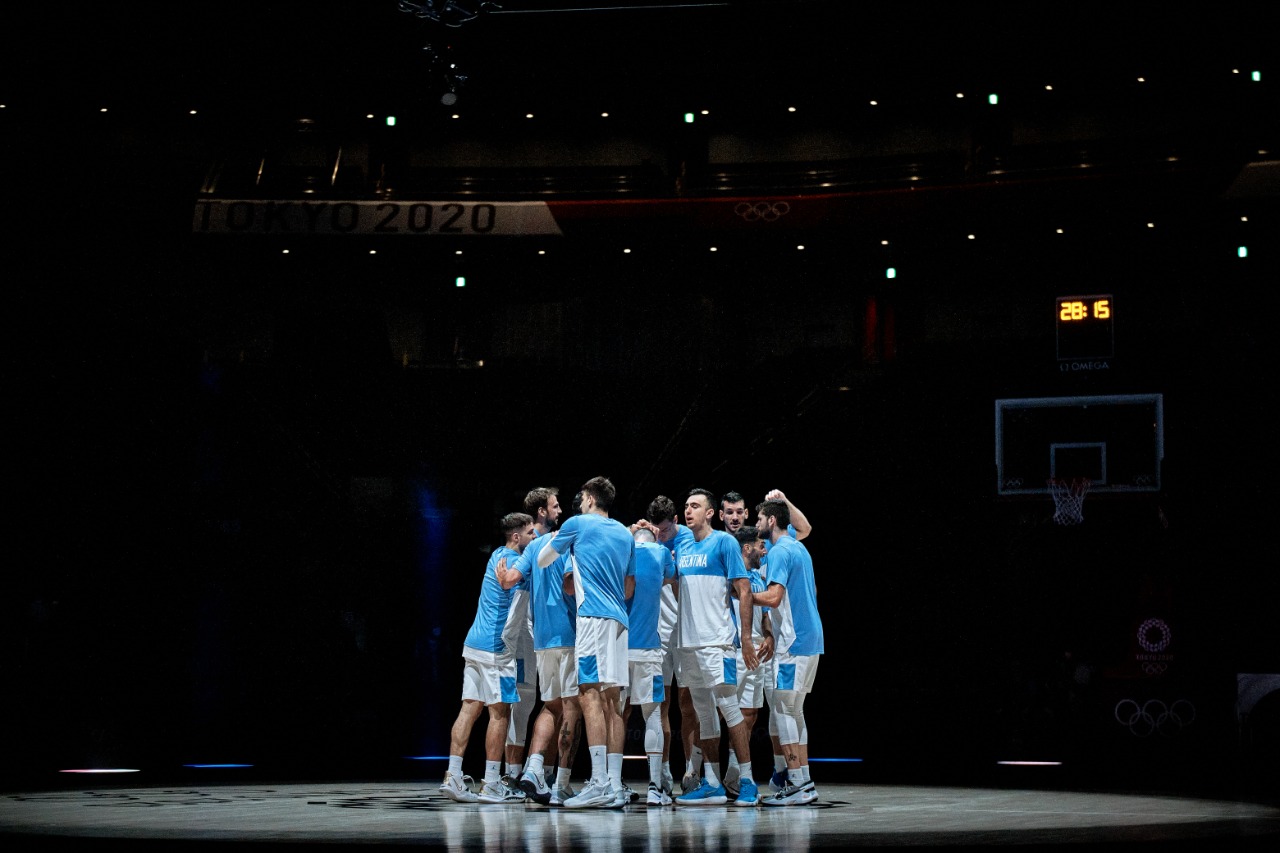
[3,778,1278,852]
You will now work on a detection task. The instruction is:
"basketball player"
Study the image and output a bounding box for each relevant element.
[495,487,582,806]
[537,476,636,808]
[673,488,760,806]
[625,525,678,804]
[753,498,824,806]
[723,525,774,797]
[439,512,536,803]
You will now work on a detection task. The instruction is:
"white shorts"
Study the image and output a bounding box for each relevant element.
[628,648,667,704]
[772,651,820,695]
[535,647,579,701]
[734,648,767,709]
[460,647,519,706]
[575,616,628,689]
[675,644,738,689]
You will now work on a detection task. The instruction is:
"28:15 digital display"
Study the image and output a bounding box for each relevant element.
[1058,298,1111,321]
[1056,294,1114,361]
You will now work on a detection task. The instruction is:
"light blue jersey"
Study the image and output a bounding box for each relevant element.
[675,528,749,648]
[550,513,635,625]
[628,540,675,650]
[763,535,824,656]
[668,523,695,558]
[514,531,576,649]
[463,546,523,654]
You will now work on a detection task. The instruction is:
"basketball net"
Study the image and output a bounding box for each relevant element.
[1048,478,1090,526]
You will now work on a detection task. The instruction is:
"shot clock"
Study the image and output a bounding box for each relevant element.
[1056,294,1114,361]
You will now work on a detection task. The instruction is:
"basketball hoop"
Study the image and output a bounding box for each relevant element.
[1048,478,1091,526]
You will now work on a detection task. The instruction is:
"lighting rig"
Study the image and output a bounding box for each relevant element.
[398,1,501,104]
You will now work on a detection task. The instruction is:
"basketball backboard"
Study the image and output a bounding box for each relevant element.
[995,393,1163,496]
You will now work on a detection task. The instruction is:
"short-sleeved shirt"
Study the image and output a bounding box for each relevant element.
[514,531,576,650]
[547,513,635,626]
[658,525,694,645]
[674,528,749,649]
[628,540,676,650]
[764,535,824,656]
[463,546,522,655]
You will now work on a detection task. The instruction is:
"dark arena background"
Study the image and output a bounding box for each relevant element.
[3,2,1278,850]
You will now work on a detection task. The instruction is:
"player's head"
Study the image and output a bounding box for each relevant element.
[734,525,764,569]
[647,495,676,524]
[501,511,536,552]
[633,526,657,544]
[523,487,561,530]
[684,487,717,531]
[646,494,678,542]
[755,498,791,538]
[579,476,616,513]
[720,490,747,533]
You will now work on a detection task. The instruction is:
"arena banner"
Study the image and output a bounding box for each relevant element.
[191,199,566,236]
[191,195,869,236]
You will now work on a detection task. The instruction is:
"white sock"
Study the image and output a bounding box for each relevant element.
[589,745,607,783]
[448,755,464,777]
[607,752,624,789]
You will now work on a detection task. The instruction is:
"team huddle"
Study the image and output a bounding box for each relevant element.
[439,477,824,808]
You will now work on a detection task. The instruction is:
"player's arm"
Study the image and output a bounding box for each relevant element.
[766,488,812,540]
[537,530,561,568]
[733,577,759,670]
[753,582,785,609]
[625,542,637,600]
[661,549,678,587]
[757,610,775,662]
[494,555,526,590]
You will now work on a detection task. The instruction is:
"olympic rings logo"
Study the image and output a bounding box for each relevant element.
[734,201,791,222]
[1137,618,1171,652]
[1113,698,1196,737]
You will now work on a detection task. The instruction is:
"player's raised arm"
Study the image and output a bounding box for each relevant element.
[765,489,811,540]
